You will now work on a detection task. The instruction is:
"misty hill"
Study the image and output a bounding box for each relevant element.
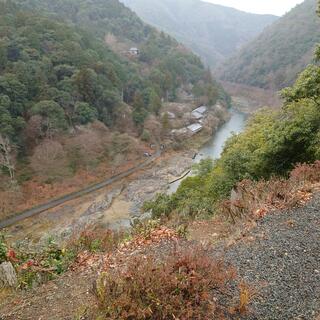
[219,0,320,90]
[120,0,277,67]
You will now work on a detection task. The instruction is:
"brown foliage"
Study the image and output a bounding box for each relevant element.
[236,281,256,315]
[0,134,15,180]
[24,115,44,147]
[144,115,161,141]
[290,161,320,183]
[113,105,138,136]
[0,186,23,219]
[30,139,70,181]
[221,81,281,111]
[220,161,320,222]
[67,227,125,255]
[65,127,110,171]
[94,245,236,320]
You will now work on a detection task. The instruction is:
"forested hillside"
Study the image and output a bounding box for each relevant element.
[0,1,134,141]
[219,0,320,90]
[121,0,277,67]
[0,0,225,217]
[14,0,225,105]
[146,4,320,219]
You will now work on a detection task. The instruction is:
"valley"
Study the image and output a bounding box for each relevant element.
[1,0,320,319]
[2,103,233,246]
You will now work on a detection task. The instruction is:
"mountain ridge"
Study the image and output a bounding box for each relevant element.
[218,0,320,90]
[120,0,278,67]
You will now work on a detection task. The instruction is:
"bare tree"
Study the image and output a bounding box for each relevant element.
[30,139,69,180]
[0,134,15,181]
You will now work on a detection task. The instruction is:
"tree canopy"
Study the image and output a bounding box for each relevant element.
[0,0,225,156]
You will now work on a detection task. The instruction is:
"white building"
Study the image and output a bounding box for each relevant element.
[128,47,140,55]
[191,106,207,120]
[193,106,207,114]
[191,110,203,120]
[187,123,203,134]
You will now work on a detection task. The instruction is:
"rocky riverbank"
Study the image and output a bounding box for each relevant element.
[124,150,196,216]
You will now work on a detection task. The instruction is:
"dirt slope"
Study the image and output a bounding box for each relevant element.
[1,194,319,319]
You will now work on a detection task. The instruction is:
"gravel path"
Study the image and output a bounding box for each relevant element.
[224,193,320,319]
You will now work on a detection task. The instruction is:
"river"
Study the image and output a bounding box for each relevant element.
[169,109,247,193]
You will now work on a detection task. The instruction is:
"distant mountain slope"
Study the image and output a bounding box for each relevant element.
[16,0,227,103]
[120,0,277,67]
[219,0,320,90]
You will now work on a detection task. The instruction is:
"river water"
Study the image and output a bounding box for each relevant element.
[169,109,247,193]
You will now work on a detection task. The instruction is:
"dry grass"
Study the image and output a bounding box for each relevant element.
[220,161,320,222]
[66,226,126,254]
[236,281,257,315]
[94,244,238,320]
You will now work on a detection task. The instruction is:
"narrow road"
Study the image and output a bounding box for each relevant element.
[0,149,161,229]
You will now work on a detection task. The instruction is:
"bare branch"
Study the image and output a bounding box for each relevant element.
[0,134,15,181]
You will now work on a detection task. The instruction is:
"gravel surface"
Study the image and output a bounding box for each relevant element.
[224,194,320,319]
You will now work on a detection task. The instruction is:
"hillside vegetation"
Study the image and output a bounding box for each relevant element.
[121,0,277,68]
[1,2,320,319]
[145,5,320,218]
[219,0,320,90]
[0,0,225,217]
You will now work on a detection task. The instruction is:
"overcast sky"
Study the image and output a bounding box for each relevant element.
[204,0,305,16]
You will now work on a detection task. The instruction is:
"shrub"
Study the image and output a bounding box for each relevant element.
[0,233,7,263]
[130,219,161,238]
[290,161,320,183]
[143,193,174,219]
[140,129,151,142]
[94,245,236,320]
[17,238,75,288]
[67,227,125,254]
[15,228,126,289]
[220,161,320,222]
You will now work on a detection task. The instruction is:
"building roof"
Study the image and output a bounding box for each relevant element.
[129,47,139,51]
[187,123,203,133]
[193,106,207,114]
[191,110,203,120]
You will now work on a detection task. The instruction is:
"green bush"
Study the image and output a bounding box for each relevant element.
[0,233,7,263]
[140,129,151,142]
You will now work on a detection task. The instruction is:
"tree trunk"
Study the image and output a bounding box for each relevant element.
[0,134,15,181]
[0,262,17,288]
